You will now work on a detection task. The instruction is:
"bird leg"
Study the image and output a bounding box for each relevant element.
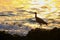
[39,24,42,28]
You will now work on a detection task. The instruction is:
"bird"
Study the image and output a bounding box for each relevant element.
[34,12,48,26]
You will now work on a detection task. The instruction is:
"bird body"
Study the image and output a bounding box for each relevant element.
[34,12,48,26]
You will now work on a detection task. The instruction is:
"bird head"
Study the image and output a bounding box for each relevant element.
[34,12,37,14]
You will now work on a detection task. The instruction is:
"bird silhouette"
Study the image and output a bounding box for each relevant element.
[34,12,48,26]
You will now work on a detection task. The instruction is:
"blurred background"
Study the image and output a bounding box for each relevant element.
[0,0,60,36]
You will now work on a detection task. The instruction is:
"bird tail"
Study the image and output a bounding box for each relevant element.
[46,22,48,26]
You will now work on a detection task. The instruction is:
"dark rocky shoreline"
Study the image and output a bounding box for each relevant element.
[0,27,60,40]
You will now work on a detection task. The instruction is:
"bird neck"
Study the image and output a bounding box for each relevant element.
[35,13,37,18]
